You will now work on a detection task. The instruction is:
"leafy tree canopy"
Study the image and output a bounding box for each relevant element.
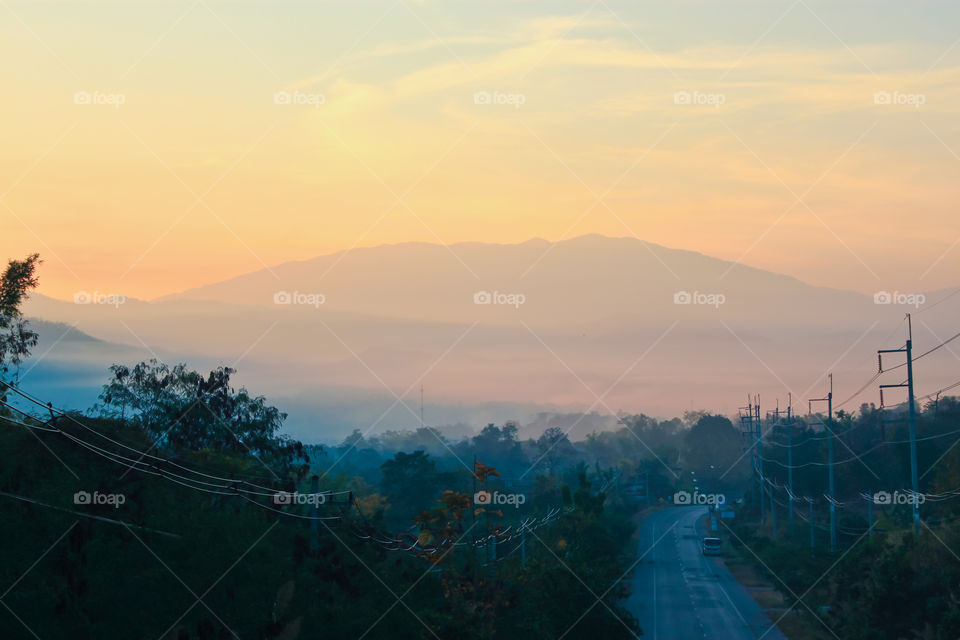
[0,253,41,382]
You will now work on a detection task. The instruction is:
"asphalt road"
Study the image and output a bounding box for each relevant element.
[625,506,788,640]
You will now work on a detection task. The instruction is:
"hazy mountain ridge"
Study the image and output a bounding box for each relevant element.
[154,234,875,328]
[19,235,960,440]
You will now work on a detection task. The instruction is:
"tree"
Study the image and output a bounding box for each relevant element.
[0,253,41,382]
[682,409,710,426]
[379,450,443,526]
[95,359,306,474]
[683,414,746,482]
[470,422,525,475]
[536,427,576,475]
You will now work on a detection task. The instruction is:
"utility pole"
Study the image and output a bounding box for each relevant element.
[521,524,526,569]
[484,466,493,579]
[905,316,919,536]
[472,455,478,587]
[756,396,765,525]
[740,398,759,517]
[878,314,920,536]
[770,481,777,539]
[867,490,874,539]
[809,498,815,554]
[828,376,834,553]
[309,475,320,556]
[827,376,834,553]
[645,467,651,507]
[787,393,794,531]
[810,375,834,552]
[764,400,779,540]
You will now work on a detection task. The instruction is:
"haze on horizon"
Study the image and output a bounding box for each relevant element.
[2,0,960,302]
[16,232,960,442]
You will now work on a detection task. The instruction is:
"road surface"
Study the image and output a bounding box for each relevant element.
[625,506,788,640]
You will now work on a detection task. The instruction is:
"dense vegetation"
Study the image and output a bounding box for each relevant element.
[0,407,653,639]
[729,400,960,639]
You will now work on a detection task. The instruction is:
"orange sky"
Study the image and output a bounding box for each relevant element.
[2,1,960,301]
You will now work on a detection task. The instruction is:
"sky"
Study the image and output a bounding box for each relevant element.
[3,0,960,301]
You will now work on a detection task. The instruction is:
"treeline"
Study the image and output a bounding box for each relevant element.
[318,410,752,530]
[756,400,960,512]
[0,355,648,639]
[730,398,960,639]
[0,406,644,639]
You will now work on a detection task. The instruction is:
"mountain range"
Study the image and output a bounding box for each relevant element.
[19,235,960,442]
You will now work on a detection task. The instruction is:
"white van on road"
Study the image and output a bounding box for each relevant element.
[701,537,722,556]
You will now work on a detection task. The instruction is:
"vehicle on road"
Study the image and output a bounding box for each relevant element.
[701,537,722,556]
